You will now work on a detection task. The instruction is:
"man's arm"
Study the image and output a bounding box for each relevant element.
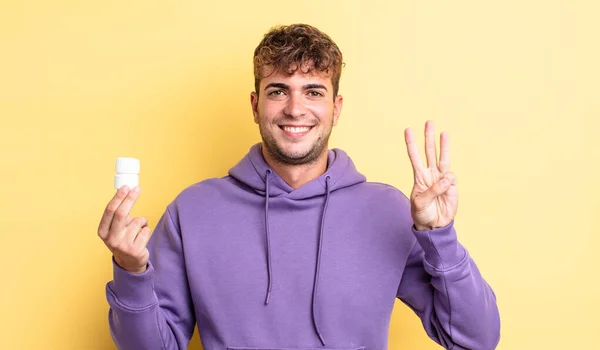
[396,121,500,348]
[105,205,196,350]
[397,220,501,349]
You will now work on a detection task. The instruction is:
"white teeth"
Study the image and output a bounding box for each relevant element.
[283,126,311,133]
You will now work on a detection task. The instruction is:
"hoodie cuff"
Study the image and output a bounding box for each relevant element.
[411,220,466,270]
[108,256,157,309]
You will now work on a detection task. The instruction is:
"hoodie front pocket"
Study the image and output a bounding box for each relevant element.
[227,347,365,350]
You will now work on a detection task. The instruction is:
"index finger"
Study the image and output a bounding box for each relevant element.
[97,186,131,239]
[110,186,141,231]
[404,127,424,172]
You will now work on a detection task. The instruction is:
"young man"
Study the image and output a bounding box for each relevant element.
[98,24,500,350]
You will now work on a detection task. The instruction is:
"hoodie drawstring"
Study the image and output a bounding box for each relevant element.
[262,171,331,346]
[312,175,331,346]
[264,169,273,305]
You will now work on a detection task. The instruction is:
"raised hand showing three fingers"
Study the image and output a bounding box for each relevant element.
[404,120,458,231]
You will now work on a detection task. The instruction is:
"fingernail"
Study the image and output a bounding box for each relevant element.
[133,186,141,193]
[440,179,449,187]
[120,185,129,193]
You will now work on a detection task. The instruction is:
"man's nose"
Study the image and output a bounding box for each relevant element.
[283,93,307,118]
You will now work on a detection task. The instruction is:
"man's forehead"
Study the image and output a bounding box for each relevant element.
[260,67,332,86]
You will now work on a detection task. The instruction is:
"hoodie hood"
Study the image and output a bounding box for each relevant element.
[228,143,366,345]
[229,143,366,199]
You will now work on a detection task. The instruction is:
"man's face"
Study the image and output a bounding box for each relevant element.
[250,67,343,165]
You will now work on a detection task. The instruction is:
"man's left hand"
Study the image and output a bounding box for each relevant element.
[404,120,458,231]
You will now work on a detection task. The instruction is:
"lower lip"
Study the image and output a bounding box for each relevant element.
[279,126,313,138]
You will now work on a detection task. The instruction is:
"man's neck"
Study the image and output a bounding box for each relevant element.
[261,145,328,190]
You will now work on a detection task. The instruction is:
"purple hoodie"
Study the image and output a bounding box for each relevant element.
[106,143,500,350]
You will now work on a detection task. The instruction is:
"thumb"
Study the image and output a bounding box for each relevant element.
[416,173,454,207]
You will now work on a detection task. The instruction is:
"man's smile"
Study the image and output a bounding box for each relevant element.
[278,125,315,137]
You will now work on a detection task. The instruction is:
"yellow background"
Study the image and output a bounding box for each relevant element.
[1,0,598,349]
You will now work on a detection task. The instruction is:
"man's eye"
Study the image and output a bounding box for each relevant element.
[308,91,324,97]
[268,90,285,96]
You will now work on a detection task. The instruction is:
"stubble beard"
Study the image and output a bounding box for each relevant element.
[259,117,332,166]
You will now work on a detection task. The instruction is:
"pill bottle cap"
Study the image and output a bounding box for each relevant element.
[116,157,140,174]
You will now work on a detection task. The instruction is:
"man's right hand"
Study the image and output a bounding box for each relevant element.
[97,186,152,274]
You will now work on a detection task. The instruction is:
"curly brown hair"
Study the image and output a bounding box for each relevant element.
[253,24,344,98]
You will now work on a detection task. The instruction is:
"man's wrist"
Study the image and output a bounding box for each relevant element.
[414,221,453,231]
[414,223,433,231]
[114,255,147,274]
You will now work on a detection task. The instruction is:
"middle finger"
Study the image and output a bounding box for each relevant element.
[110,186,141,233]
[425,120,438,169]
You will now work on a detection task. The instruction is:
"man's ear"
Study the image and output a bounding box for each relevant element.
[250,91,259,124]
[332,94,343,126]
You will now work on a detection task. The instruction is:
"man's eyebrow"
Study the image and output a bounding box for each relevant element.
[304,84,328,91]
[263,83,329,91]
[264,83,289,91]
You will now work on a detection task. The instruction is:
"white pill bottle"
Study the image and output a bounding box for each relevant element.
[114,157,140,189]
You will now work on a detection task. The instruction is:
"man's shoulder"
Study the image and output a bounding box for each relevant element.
[343,180,411,207]
[169,177,233,207]
[353,180,408,196]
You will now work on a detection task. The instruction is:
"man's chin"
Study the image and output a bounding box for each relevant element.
[266,144,310,164]
[261,135,328,165]
[277,149,311,162]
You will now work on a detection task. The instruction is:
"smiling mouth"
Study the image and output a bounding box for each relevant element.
[280,125,312,132]
[278,125,314,137]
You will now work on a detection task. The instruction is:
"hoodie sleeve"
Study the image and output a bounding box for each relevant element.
[105,205,196,350]
[396,220,501,349]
